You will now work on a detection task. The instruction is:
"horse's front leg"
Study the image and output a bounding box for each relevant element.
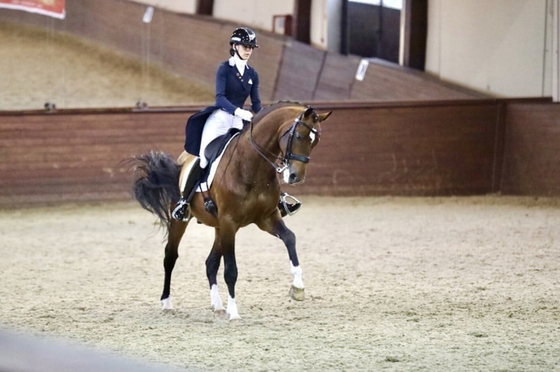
[161,218,188,310]
[224,250,240,320]
[206,235,226,316]
[210,224,241,320]
[259,218,305,301]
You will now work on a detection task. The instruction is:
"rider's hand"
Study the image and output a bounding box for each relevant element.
[234,108,253,121]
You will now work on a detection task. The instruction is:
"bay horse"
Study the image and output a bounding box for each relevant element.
[131,102,331,320]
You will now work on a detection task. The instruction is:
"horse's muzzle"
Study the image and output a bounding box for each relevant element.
[284,169,305,185]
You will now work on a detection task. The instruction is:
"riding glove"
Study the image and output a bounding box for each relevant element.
[234,108,253,121]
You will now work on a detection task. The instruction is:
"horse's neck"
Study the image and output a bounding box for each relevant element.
[250,107,296,154]
[231,123,282,184]
[234,105,299,184]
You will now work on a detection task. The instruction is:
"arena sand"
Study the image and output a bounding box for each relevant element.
[0,196,559,371]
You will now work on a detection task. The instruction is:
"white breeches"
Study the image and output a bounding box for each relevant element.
[199,109,243,168]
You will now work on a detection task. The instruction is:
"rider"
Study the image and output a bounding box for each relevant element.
[172,26,301,221]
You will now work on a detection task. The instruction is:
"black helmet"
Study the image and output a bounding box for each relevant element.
[229,27,259,48]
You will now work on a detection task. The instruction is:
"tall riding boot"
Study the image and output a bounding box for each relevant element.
[278,191,302,217]
[172,160,204,221]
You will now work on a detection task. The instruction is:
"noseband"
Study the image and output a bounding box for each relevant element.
[249,111,319,174]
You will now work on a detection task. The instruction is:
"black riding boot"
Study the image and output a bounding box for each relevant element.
[278,191,302,217]
[172,161,204,221]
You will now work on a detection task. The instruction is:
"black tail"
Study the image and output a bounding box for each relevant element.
[131,151,181,226]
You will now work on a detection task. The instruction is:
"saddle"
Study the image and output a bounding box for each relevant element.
[178,128,241,194]
[203,128,240,172]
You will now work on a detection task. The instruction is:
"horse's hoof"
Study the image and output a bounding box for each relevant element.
[214,309,227,318]
[161,297,173,310]
[229,315,243,322]
[289,285,305,301]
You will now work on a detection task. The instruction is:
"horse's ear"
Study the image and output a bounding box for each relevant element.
[303,107,314,118]
[318,111,332,122]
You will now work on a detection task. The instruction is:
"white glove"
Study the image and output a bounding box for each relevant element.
[234,108,253,121]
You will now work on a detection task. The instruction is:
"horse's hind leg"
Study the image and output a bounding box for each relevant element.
[161,219,188,310]
[259,219,305,301]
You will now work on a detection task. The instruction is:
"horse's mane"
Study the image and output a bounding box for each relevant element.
[240,101,312,136]
[254,101,308,122]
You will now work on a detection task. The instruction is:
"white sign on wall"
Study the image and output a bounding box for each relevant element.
[355,59,370,81]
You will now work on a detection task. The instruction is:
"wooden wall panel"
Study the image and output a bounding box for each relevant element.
[304,101,500,196]
[0,109,192,207]
[0,100,519,208]
[501,103,560,196]
[2,99,559,208]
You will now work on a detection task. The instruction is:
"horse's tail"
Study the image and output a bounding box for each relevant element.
[131,151,181,226]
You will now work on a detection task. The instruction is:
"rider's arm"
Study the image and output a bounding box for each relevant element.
[215,63,238,115]
[249,70,262,113]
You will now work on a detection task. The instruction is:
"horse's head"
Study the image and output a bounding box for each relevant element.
[278,106,332,185]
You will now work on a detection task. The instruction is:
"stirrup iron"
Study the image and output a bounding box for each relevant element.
[171,198,191,222]
[279,192,302,217]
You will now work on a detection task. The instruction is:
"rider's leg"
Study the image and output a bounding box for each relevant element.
[200,110,243,168]
[278,191,302,217]
[188,111,241,218]
[172,158,204,221]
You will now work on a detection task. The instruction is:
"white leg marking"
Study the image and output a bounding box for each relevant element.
[210,284,225,312]
[291,262,304,289]
[161,296,173,310]
[226,295,241,320]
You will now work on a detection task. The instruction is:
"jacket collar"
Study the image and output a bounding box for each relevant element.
[228,56,251,72]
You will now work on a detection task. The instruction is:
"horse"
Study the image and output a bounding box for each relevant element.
[131,102,332,320]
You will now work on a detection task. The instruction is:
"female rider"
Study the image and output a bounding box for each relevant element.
[172,27,301,221]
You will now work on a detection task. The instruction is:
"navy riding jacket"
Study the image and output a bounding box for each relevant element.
[215,60,262,114]
[184,60,262,155]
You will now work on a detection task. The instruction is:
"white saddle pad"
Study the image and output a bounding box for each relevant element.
[196,133,239,193]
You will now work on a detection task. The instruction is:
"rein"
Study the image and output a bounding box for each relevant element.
[248,112,318,174]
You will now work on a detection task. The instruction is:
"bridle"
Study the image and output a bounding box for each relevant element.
[249,111,319,174]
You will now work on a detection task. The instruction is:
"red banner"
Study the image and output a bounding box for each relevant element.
[0,0,65,19]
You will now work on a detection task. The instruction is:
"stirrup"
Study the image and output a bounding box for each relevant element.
[279,192,302,217]
[171,198,191,222]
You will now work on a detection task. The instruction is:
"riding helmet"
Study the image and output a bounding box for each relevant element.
[229,27,259,48]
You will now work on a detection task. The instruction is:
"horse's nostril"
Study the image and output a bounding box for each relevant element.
[289,173,297,183]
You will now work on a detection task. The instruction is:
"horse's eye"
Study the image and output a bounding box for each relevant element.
[295,133,302,140]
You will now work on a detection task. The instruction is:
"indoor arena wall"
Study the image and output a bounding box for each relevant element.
[1,99,559,208]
